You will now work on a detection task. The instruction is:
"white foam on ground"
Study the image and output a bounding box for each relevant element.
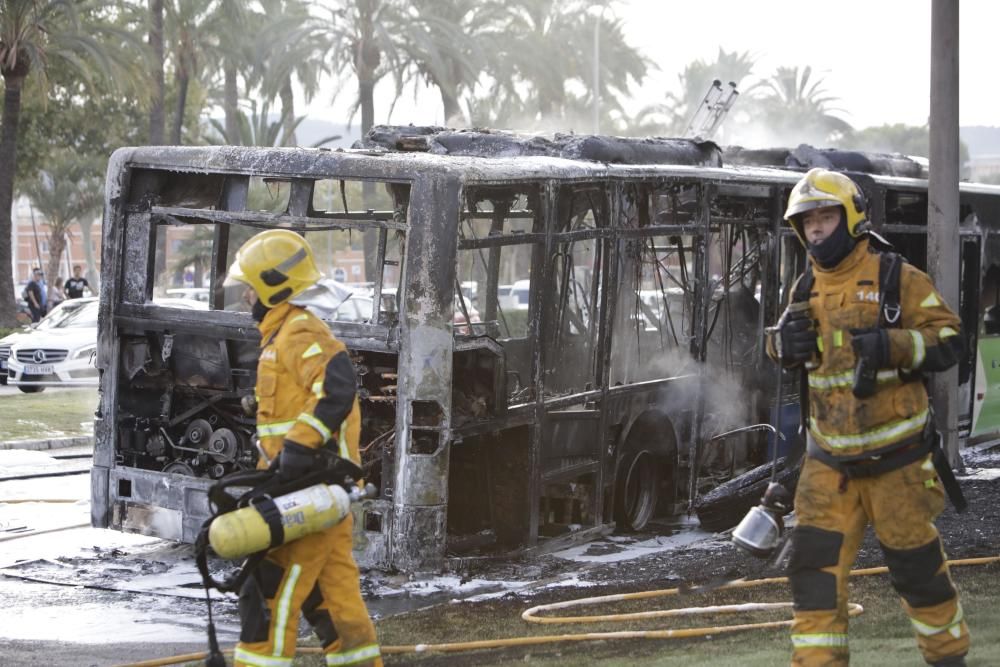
[0,598,223,644]
[374,574,530,599]
[551,529,715,564]
[957,468,1000,481]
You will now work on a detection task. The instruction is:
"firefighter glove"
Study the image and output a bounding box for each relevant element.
[850,328,891,369]
[779,307,817,363]
[277,441,319,481]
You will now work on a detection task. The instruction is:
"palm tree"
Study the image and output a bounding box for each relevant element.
[209,0,251,144]
[468,0,648,130]
[756,65,852,145]
[148,0,166,144]
[620,49,756,138]
[164,0,221,145]
[252,0,328,145]
[206,99,341,148]
[0,0,138,326]
[405,0,500,123]
[22,150,104,289]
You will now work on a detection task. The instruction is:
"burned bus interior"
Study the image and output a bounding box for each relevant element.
[92,130,1000,571]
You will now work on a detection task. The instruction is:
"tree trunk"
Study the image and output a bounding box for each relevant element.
[224,60,239,144]
[45,223,69,297]
[78,216,100,292]
[360,78,375,137]
[0,75,25,327]
[148,0,166,145]
[279,77,297,146]
[440,87,462,124]
[171,71,189,145]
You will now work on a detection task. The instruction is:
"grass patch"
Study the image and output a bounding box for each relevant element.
[180,564,998,666]
[0,388,98,441]
[368,562,999,666]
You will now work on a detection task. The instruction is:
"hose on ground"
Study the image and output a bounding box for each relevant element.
[110,555,1000,667]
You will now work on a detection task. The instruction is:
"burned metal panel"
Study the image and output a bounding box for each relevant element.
[390,174,461,571]
[360,125,723,167]
[108,467,213,543]
[94,151,137,528]
[723,144,927,179]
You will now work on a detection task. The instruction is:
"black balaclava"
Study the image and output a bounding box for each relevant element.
[251,298,270,322]
[806,210,857,269]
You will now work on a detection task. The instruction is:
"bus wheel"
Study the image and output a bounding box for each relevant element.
[614,450,659,532]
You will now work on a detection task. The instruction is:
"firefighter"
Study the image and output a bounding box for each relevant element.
[224,229,382,667]
[766,169,969,666]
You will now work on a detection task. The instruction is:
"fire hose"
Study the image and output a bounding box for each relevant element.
[112,555,1000,667]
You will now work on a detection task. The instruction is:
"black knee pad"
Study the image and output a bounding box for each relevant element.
[238,560,285,643]
[302,583,340,648]
[788,526,843,611]
[881,538,956,608]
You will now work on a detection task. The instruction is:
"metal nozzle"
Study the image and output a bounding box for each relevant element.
[732,505,782,558]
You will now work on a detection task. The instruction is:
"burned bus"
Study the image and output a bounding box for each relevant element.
[90,129,1000,571]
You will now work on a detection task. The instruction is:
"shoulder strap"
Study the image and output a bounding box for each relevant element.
[878,251,903,328]
[791,265,814,305]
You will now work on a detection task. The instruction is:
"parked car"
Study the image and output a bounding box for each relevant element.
[0,297,95,385]
[165,287,210,303]
[6,297,206,393]
[498,280,531,311]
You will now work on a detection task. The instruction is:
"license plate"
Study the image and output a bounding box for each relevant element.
[24,364,53,375]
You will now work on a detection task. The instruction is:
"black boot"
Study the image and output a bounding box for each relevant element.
[930,656,967,667]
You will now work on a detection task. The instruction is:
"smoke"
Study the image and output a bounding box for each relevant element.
[641,344,757,442]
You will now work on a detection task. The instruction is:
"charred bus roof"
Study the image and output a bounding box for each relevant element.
[107,126,1000,203]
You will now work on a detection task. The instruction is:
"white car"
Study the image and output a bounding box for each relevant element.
[6,298,207,393]
[498,280,531,311]
[0,297,95,386]
[165,287,210,303]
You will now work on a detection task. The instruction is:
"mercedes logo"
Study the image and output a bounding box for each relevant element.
[33,349,46,363]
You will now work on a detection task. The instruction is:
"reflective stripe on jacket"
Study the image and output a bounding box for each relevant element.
[768,238,961,458]
[255,302,361,465]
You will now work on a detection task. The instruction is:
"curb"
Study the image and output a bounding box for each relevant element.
[0,435,93,451]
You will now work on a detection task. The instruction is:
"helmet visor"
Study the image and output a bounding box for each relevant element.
[222,258,249,288]
[784,197,843,221]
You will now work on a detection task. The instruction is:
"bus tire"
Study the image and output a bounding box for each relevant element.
[613,449,659,532]
[694,457,800,533]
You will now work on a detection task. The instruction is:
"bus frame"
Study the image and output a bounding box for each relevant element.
[91,138,1000,571]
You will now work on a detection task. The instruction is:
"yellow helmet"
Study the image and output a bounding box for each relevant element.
[784,168,867,244]
[224,229,321,306]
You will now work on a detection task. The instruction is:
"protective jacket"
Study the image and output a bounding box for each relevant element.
[236,302,381,667]
[768,237,968,667]
[255,302,362,466]
[768,238,962,459]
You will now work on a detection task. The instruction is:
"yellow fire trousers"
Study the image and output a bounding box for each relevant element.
[789,454,969,666]
[235,514,382,667]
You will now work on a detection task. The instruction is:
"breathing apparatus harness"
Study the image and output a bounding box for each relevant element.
[194,451,374,667]
[795,238,967,511]
[733,234,967,560]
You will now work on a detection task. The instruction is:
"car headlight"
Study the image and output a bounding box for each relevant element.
[73,344,97,359]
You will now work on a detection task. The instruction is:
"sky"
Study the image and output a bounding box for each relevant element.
[303,0,997,133]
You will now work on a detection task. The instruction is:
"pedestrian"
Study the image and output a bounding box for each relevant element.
[65,265,92,299]
[223,229,382,667]
[49,276,66,309]
[25,268,47,322]
[767,168,969,666]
